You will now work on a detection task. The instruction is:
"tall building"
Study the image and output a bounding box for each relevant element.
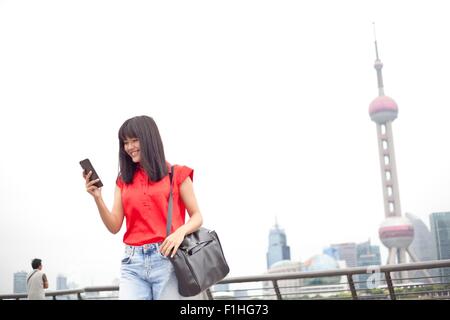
[406,213,437,262]
[406,212,438,281]
[430,212,450,284]
[368,28,417,274]
[328,243,357,268]
[357,240,381,266]
[266,220,290,269]
[55,274,69,300]
[356,240,381,289]
[13,271,27,294]
[56,274,68,291]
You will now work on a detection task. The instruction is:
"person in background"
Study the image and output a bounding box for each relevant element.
[27,258,49,300]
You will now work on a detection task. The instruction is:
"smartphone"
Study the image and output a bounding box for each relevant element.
[79,158,103,188]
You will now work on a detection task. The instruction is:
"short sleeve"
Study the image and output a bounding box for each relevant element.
[116,175,124,189]
[174,165,194,187]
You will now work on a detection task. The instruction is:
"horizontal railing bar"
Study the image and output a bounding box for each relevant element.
[217,259,450,284]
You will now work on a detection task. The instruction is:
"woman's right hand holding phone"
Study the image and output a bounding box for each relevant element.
[83,171,102,199]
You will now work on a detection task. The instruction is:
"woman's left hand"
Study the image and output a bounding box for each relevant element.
[160,227,187,258]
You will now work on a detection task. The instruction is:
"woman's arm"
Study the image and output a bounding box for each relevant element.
[178,177,203,234]
[93,186,125,234]
[160,177,203,257]
[84,171,124,234]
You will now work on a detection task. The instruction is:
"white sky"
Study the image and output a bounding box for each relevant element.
[1,0,450,293]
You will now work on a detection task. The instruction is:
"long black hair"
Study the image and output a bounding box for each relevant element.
[118,115,168,183]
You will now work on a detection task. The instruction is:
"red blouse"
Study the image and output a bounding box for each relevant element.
[116,164,194,246]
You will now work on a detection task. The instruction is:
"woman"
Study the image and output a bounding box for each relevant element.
[83,115,203,300]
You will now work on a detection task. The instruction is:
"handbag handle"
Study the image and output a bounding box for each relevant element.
[166,165,175,237]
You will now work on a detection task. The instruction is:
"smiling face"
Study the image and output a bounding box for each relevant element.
[124,137,141,163]
[118,115,168,183]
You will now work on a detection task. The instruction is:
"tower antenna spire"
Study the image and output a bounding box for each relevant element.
[372,22,384,96]
[373,22,380,60]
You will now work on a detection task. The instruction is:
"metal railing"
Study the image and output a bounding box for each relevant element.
[0,285,120,300]
[211,259,450,300]
[2,259,449,300]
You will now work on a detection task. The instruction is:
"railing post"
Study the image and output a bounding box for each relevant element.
[206,288,213,300]
[346,274,358,300]
[272,280,282,300]
[384,271,396,300]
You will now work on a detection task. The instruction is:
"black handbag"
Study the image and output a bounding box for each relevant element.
[166,166,230,297]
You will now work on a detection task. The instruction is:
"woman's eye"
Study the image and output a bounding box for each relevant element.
[124,139,137,145]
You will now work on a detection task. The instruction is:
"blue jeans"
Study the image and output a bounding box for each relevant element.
[119,242,182,300]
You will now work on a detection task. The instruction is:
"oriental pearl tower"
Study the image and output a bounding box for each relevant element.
[368,26,423,279]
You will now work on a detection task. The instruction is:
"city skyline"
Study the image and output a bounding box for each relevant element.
[6,211,444,293]
[1,1,450,294]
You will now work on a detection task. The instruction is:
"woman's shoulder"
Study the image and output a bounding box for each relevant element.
[170,163,194,184]
[172,163,191,168]
[167,162,192,171]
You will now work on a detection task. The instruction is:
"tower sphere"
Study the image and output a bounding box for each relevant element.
[369,95,398,123]
[378,216,414,249]
[374,60,383,70]
[303,254,341,285]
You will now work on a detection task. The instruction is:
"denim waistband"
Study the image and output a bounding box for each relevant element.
[124,242,164,255]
